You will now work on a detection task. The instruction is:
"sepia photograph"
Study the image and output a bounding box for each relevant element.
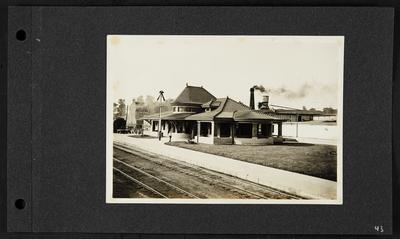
[106,35,343,204]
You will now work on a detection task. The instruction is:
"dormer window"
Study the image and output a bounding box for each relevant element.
[172,106,201,113]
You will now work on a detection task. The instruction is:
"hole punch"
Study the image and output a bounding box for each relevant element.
[16,29,26,41]
[15,199,26,209]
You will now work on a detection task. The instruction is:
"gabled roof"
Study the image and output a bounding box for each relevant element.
[172,85,216,106]
[201,99,221,108]
[214,98,249,120]
[186,97,282,122]
[140,112,195,120]
[234,110,283,121]
[185,98,228,121]
[217,97,249,112]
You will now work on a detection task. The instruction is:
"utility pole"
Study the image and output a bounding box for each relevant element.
[126,105,129,128]
[296,113,299,138]
[157,90,165,141]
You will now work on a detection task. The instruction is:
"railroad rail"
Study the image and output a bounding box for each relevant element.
[114,158,200,199]
[113,167,167,198]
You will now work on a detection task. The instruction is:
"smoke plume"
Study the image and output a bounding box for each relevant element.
[252,85,266,92]
[253,83,314,99]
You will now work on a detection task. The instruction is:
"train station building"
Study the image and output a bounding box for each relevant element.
[141,85,285,145]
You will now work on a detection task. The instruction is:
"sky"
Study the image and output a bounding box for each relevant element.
[107,35,344,110]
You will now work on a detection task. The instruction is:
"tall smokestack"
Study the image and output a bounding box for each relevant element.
[249,88,255,110]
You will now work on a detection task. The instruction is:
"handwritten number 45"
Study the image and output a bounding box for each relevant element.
[374,225,384,233]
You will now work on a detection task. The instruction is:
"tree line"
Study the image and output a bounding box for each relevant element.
[113,95,175,121]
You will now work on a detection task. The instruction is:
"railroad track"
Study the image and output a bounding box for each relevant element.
[114,145,268,199]
[113,142,302,199]
[114,158,200,199]
[113,167,167,198]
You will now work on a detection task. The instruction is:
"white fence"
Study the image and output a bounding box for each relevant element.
[274,122,338,145]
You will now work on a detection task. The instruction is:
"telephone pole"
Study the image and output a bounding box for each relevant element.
[157,90,165,141]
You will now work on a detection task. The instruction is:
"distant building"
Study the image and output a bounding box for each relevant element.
[271,109,326,122]
[250,88,336,122]
[141,85,285,145]
[313,114,337,122]
[113,103,119,121]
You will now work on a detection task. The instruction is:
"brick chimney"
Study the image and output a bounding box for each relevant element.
[249,87,255,110]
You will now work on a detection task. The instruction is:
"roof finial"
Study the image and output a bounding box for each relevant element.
[186,82,188,87]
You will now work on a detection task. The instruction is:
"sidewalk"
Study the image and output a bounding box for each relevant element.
[113,134,338,200]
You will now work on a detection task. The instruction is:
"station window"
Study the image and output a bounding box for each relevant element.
[177,123,184,133]
[200,122,211,137]
[219,123,231,137]
[152,121,159,132]
[257,123,269,138]
[236,123,252,138]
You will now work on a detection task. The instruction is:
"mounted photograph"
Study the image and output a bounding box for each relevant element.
[106,35,343,204]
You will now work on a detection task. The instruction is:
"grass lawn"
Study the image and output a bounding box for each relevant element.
[165,141,337,181]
